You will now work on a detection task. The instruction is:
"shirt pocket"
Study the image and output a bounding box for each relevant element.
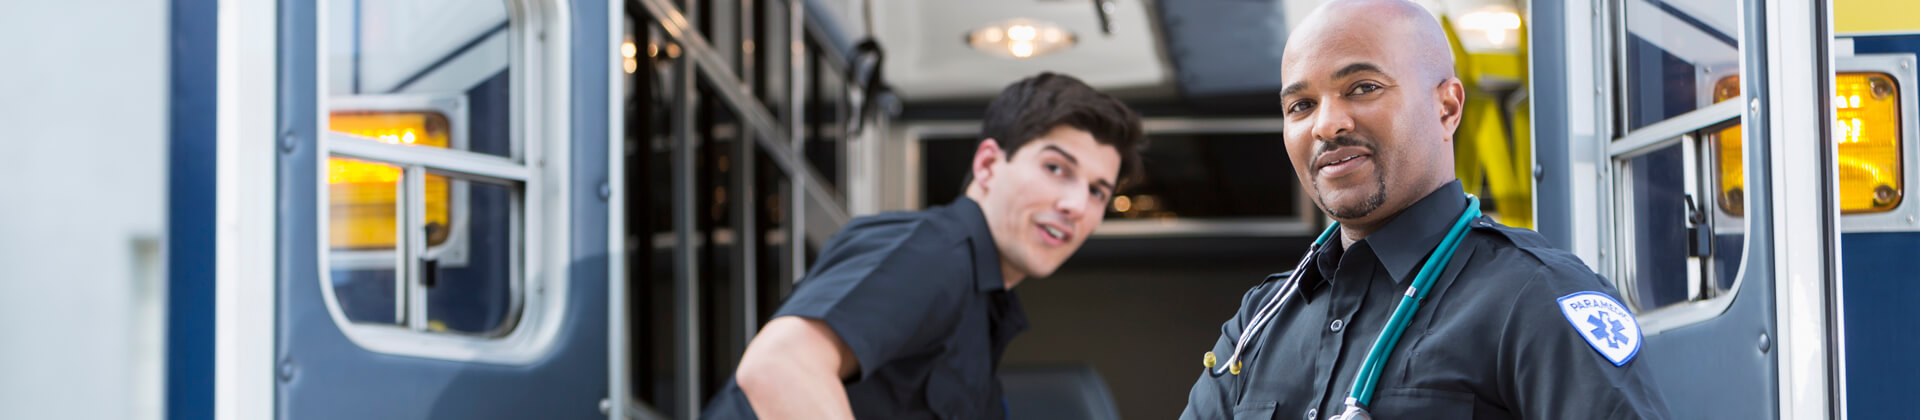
[1368,388,1475,419]
[1230,401,1277,420]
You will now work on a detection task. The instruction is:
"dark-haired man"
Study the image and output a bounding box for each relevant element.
[701,72,1148,420]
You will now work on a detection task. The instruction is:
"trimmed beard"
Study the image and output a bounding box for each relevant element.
[1317,167,1389,219]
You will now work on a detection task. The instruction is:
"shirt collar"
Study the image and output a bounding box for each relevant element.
[1359,180,1468,283]
[948,197,1008,292]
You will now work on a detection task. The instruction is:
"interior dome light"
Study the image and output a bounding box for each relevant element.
[966,18,1076,59]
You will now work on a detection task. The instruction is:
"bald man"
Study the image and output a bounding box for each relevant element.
[1179,1,1669,419]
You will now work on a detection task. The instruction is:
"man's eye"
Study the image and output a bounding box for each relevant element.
[1349,83,1382,95]
[1286,100,1315,115]
[1045,163,1063,175]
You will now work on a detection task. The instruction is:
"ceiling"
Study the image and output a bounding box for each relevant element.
[811,0,1525,104]
[867,0,1173,101]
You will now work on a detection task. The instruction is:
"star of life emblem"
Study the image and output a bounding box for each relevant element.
[1556,291,1642,366]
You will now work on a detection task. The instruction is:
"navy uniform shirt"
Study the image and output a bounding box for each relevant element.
[1181,181,1670,420]
[703,197,1029,420]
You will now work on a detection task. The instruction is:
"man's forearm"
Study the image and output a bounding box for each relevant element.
[736,359,856,420]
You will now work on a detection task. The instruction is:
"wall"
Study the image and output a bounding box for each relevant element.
[0,1,168,419]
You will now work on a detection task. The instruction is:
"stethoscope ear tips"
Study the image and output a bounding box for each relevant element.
[1203,351,1217,368]
[1230,360,1243,375]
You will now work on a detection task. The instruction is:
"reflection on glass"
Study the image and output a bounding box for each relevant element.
[328,157,402,325]
[325,0,515,159]
[329,112,454,248]
[1622,0,1740,130]
[1708,122,1745,215]
[1702,123,1746,293]
[326,0,509,96]
[1627,144,1690,310]
[425,178,518,336]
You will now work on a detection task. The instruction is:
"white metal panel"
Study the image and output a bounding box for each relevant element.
[0,1,167,419]
[1561,0,1604,268]
[214,0,279,418]
[1764,0,1842,417]
[606,0,627,418]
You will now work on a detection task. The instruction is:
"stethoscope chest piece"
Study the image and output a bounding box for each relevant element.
[1328,403,1373,420]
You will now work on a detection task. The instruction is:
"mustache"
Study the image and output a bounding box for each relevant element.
[1313,134,1377,160]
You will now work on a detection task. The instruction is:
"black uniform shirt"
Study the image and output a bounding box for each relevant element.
[1181,181,1671,420]
[703,197,1029,420]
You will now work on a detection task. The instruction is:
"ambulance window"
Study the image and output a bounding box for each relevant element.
[328,158,405,324]
[1618,0,1740,132]
[1607,0,1747,315]
[1617,141,1703,310]
[321,0,540,343]
[422,176,520,335]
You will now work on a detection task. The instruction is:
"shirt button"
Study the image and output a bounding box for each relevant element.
[1329,319,1345,333]
[1305,408,1319,419]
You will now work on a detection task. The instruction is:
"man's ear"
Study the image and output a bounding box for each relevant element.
[1436,77,1467,139]
[971,138,1006,192]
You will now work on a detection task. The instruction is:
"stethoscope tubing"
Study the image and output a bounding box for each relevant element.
[1206,194,1482,414]
[1346,196,1481,407]
[1209,224,1339,377]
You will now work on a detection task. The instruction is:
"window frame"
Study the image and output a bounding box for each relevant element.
[1608,131,1720,314]
[326,94,476,272]
[314,0,572,365]
[1600,0,1749,333]
[1605,53,1920,332]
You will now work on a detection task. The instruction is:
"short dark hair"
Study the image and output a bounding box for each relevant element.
[963,72,1147,190]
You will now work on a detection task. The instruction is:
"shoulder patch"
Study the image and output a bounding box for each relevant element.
[1556,291,1643,366]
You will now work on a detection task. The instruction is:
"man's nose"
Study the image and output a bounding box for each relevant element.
[1311,98,1355,141]
[1056,183,1090,221]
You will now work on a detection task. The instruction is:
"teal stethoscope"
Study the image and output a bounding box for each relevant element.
[1203,195,1480,420]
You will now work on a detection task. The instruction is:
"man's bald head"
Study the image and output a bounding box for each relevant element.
[1284,0,1456,83]
[1275,0,1468,245]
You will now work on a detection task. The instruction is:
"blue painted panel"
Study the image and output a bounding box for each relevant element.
[1839,34,1920,419]
[276,0,610,417]
[1839,232,1920,419]
[168,0,217,417]
[1528,0,1573,250]
[1851,34,1920,58]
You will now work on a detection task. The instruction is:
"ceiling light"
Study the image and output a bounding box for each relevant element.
[1457,10,1523,49]
[966,19,1075,59]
